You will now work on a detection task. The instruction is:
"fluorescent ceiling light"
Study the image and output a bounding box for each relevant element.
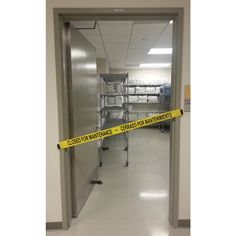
[139,63,170,69]
[148,48,172,55]
[169,20,173,24]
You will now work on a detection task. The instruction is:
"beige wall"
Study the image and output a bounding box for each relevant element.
[96,58,110,98]
[46,1,62,221]
[46,0,190,222]
[178,0,190,217]
[97,58,109,74]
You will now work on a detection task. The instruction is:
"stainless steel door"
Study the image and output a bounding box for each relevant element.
[69,28,98,217]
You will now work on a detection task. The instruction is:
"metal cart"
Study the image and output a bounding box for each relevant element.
[99,73,129,167]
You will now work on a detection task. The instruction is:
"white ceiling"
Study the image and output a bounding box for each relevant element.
[70,20,173,69]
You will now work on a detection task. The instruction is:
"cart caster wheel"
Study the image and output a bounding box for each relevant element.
[161,129,164,133]
[99,161,103,167]
[124,147,128,151]
[102,147,109,151]
[125,161,129,167]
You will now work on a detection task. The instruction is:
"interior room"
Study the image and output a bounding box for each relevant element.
[71,21,173,163]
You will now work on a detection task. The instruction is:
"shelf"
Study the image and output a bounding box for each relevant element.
[124,84,162,87]
[100,73,128,83]
[101,93,160,96]
[100,93,127,97]
[128,93,160,96]
[101,106,128,111]
[129,111,159,113]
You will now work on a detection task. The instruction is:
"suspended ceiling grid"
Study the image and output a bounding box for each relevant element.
[70,20,173,69]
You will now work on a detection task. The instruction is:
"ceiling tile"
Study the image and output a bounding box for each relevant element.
[79,27,99,36]
[132,22,167,36]
[110,64,125,69]
[105,43,128,50]
[154,34,172,48]
[126,55,143,63]
[103,35,130,43]
[81,36,103,49]
[164,24,173,35]
[140,55,172,64]
[107,53,126,59]
[97,50,106,58]
[127,22,168,57]
[99,24,132,35]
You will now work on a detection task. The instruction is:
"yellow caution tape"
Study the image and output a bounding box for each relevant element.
[57,109,183,150]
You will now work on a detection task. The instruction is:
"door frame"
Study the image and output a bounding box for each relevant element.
[53,8,184,229]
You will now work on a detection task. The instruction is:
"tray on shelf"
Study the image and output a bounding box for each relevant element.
[100,73,128,83]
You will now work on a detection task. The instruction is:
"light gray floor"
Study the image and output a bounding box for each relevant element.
[47,128,190,236]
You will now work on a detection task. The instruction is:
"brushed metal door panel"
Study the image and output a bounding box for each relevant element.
[70,29,98,217]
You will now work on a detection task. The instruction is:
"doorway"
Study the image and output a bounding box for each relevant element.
[53,8,183,230]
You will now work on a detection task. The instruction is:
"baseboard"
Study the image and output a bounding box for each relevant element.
[46,221,63,230]
[178,219,190,228]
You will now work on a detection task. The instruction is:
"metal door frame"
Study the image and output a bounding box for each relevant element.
[53,8,184,229]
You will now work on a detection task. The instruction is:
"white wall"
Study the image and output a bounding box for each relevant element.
[46,0,190,222]
[111,68,171,84]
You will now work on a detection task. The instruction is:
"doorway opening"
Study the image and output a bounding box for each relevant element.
[53,8,183,231]
[72,19,173,232]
